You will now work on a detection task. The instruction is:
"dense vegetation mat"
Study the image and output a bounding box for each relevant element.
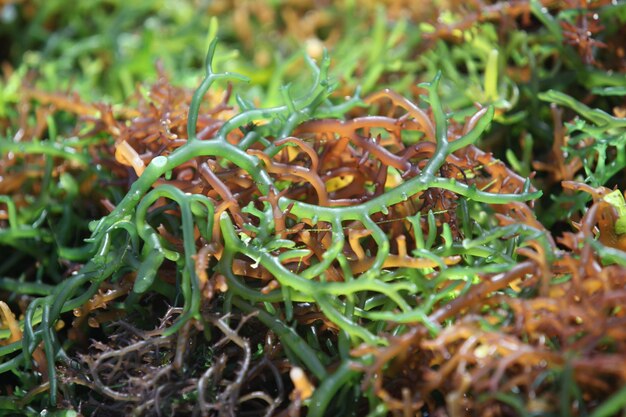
[1,1,626,416]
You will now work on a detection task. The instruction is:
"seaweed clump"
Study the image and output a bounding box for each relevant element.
[1,6,626,414]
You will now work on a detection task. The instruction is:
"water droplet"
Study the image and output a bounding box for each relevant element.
[152,155,167,168]
[401,192,408,201]
[381,205,389,215]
